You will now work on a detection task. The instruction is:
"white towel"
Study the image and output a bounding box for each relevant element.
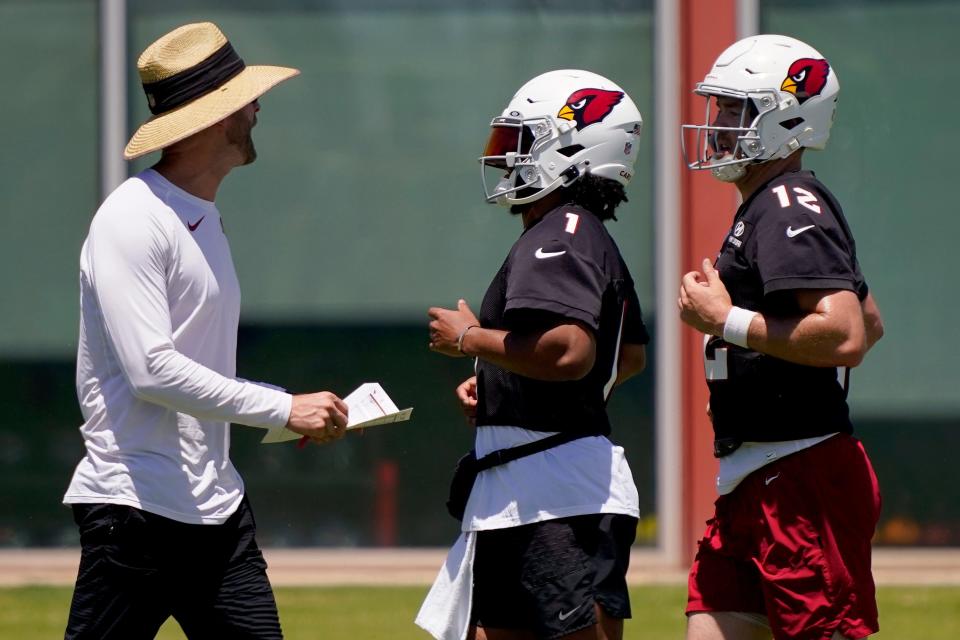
[415,532,476,640]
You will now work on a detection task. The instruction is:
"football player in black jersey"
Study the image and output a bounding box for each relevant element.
[420,70,648,640]
[678,36,884,640]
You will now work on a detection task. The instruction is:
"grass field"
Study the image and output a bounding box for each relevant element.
[2,585,958,638]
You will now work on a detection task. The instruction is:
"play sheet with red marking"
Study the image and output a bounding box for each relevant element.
[261,382,413,444]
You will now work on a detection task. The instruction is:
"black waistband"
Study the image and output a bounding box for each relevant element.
[142,42,246,115]
[475,430,599,471]
[714,437,743,458]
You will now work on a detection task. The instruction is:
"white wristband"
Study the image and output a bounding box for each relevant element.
[722,306,757,348]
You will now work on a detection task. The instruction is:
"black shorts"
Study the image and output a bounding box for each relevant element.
[471,513,637,639]
[65,496,281,640]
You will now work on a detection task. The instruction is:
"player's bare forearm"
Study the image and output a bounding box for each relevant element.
[747,289,867,368]
[460,322,596,381]
[861,292,884,351]
[428,299,596,380]
[679,260,869,368]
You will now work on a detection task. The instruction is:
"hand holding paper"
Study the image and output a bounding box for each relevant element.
[283,391,349,446]
[261,383,412,444]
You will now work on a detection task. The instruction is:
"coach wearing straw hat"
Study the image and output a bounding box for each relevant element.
[63,22,347,639]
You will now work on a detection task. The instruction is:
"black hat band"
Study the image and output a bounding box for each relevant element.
[142,42,246,115]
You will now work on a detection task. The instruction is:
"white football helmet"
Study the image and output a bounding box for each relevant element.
[681,34,839,182]
[480,69,642,206]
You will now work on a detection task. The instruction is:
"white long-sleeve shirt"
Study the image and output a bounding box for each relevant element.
[64,169,292,524]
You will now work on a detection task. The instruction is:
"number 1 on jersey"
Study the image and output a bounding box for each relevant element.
[564,212,580,234]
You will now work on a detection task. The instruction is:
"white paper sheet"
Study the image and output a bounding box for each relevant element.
[260,382,412,443]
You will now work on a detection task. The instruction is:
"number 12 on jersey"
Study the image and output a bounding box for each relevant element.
[771,184,821,214]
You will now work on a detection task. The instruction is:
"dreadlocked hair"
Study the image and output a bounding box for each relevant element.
[563,174,629,221]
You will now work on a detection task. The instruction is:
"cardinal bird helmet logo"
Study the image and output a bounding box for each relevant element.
[780,58,830,104]
[557,88,624,130]
[480,69,642,207]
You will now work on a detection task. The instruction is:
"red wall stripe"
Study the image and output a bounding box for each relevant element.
[679,0,741,562]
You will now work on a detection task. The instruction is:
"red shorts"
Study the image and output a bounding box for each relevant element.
[687,434,881,640]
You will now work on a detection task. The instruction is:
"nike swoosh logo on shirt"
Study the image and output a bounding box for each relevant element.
[535,248,566,259]
[765,473,781,486]
[188,216,205,232]
[785,224,815,238]
[558,603,584,621]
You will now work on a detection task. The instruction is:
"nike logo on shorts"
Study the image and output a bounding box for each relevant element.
[558,602,584,621]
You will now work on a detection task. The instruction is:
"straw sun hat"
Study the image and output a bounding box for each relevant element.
[124,22,299,160]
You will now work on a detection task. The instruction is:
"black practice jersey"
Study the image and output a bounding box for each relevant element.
[708,170,868,442]
[475,205,649,435]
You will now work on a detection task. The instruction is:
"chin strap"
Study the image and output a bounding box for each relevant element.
[502,163,584,206]
[711,162,747,183]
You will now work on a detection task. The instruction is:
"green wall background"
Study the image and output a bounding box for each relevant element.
[0,0,99,359]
